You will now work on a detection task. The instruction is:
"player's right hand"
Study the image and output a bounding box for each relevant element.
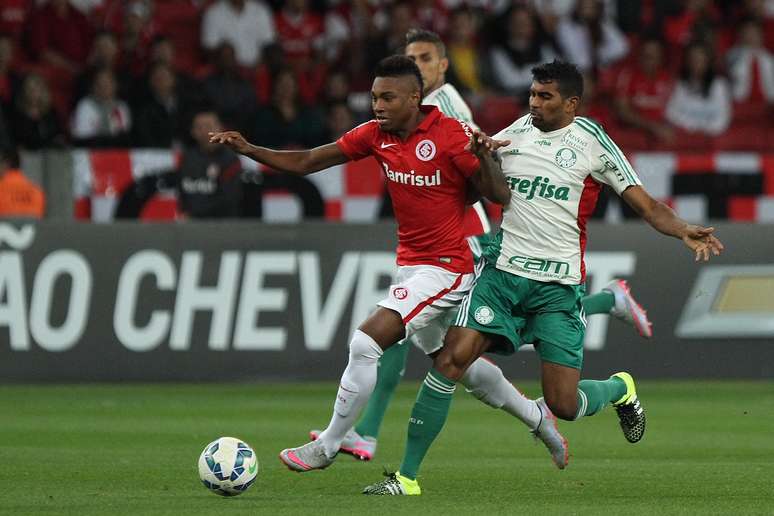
[466,129,510,157]
[681,225,724,262]
[209,131,251,154]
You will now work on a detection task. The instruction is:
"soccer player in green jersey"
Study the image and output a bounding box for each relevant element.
[317,30,653,466]
[363,60,724,495]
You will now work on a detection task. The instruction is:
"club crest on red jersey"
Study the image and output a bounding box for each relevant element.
[415,140,436,161]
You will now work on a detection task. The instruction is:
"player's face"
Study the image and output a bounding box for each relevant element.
[192,112,222,149]
[528,80,578,132]
[371,76,421,133]
[405,41,448,94]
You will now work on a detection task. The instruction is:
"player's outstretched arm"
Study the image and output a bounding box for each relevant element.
[466,129,511,205]
[622,185,725,262]
[208,131,349,175]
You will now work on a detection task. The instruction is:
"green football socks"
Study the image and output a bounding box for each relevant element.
[581,291,616,315]
[575,376,627,419]
[355,342,410,438]
[399,369,456,480]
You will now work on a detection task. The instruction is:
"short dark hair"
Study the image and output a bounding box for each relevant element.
[679,42,715,98]
[374,55,424,98]
[405,28,446,58]
[531,60,584,99]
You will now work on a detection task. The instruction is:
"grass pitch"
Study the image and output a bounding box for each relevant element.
[3,381,773,515]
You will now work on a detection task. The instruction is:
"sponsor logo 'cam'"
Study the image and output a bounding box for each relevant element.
[507,255,571,276]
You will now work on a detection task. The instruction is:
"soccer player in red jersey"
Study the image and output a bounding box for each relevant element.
[210,55,512,472]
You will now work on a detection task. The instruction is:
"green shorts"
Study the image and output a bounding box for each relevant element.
[455,263,587,369]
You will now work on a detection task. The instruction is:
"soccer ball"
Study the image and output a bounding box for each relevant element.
[198,437,258,496]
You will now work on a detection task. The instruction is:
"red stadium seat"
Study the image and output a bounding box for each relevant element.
[732,101,771,126]
[607,127,651,152]
[653,130,713,152]
[714,125,769,152]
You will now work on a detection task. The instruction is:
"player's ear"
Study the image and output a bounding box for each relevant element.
[565,95,580,114]
[440,57,449,74]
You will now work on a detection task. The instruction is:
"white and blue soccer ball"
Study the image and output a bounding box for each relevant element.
[198,437,258,496]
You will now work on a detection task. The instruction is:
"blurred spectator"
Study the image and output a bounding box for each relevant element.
[323,0,379,85]
[148,34,176,69]
[253,42,286,104]
[611,0,681,35]
[529,0,577,34]
[322,68,370,122]
[324,101,355,140]
[665,42,731,136]
[446,8,484,95]
[28,0,93,74]
[201,0,275,68]
[202,44,257,133]
[0,0,31,42]
[555,0,629,73]
[0,33,21,110]
[415,0,449,36]
[323,69,351,105]
[530,0,578,19]
[145,35,200,95]
[74,31,132,106]
[0,147,45,219]
[275,0,324,69]
[579,72,613,128]
[323,0,374,66]
[11,73,67,150]
[731,0,774,51]
[177,109,242,219]
[663,0,721,50]
[71,67,132,147]
[613,38,675,143]
[252,68,326,148]
[149,0,208,75]
[488,6,557,99]
[726,19,774,104]
[132,62,187,148]
[116,0,158,78]
[366,2,417,73]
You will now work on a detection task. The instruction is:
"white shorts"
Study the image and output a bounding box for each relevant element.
[377,264,475,351]
[408,305,460,355]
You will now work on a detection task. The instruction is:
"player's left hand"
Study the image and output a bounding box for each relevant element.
[681,225,724,262]
[465,129,510,157]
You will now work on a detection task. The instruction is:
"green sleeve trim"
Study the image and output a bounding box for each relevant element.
[574,117,639,184]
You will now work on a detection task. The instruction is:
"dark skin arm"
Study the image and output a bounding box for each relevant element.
[208,131,348,175]
[622,185,724,261]
[465,129,511,206]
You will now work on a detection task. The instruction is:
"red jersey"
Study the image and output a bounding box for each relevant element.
[616,67,674,122]
[337,106,480,273]
[275,10,324,64]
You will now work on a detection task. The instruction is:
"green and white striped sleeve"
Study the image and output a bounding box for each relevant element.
[575,116,641,195]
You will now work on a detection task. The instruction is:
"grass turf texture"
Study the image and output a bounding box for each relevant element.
[3,381,773,515]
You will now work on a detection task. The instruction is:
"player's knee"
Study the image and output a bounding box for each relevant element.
[432,351,466,381]
[544,394,577,421]
[348,330,383,363]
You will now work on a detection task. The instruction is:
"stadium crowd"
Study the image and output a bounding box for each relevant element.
[0,0,773,218]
